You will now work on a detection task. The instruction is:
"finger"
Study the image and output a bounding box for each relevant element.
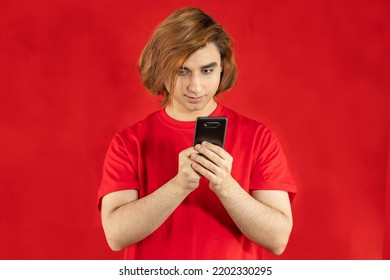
[194,143,224,167]
[191,162,218,182]
[191,153,219,175]
[180,147,199,160]
[201,141,231,161]
[182,146,198,155]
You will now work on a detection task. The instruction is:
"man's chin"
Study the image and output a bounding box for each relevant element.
[185,103,206,112]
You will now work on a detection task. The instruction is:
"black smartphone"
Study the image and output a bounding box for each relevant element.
[193,117,228,148]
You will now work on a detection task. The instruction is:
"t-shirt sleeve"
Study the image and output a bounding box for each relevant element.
[97,132,140,209]
[249,126,297,198]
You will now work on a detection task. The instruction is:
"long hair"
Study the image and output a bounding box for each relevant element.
[138,7,237,106]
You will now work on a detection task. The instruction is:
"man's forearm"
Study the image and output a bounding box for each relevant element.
[104,179,192,251]
[214,180,293,255]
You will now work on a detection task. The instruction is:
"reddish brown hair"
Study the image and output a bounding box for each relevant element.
[139,7,237,105]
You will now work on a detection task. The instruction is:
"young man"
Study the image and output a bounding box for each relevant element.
[98,7,297,259]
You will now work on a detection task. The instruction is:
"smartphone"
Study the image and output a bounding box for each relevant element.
[193,117,228,148]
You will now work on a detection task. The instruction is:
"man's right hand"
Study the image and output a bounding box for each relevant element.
[172,147,202,191]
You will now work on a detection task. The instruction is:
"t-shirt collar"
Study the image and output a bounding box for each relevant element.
[158,103,225,129]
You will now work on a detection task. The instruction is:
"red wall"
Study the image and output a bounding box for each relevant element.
[1,0,389,259]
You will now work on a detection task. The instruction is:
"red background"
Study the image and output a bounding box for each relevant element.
[1,0,389,259]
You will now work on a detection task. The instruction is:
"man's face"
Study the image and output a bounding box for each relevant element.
[165,42,222,119]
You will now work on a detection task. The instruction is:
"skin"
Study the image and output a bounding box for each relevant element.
[164,43,221,121]
[101,42,293,255]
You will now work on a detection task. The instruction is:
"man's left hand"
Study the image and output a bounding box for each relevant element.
[190,141,236,193]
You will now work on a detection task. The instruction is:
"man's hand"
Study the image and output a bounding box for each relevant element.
[173,147,203,191]
[102,146,203,251]
[190,141,236,193]
[189,142,293,255]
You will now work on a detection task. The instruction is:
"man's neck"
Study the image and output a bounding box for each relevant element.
[165,101,218,122]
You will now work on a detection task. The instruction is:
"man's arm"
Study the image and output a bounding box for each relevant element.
[101,147,201,251]
[215,187,292,255]
[191,142,293,255]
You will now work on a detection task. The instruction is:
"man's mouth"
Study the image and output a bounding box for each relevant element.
[186,95,204,103]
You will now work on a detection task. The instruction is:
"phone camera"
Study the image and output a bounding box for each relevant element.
[203,122,220,128]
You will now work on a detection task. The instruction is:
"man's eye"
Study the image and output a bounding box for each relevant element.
[202,68,214,75]
[177,69,189,76]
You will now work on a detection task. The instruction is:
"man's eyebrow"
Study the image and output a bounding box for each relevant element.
[201,62,218,69]
[181,62,218,70]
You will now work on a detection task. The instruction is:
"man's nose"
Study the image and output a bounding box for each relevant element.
[187,73,202,93]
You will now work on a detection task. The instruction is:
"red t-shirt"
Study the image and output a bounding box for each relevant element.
[98,104,297,259]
